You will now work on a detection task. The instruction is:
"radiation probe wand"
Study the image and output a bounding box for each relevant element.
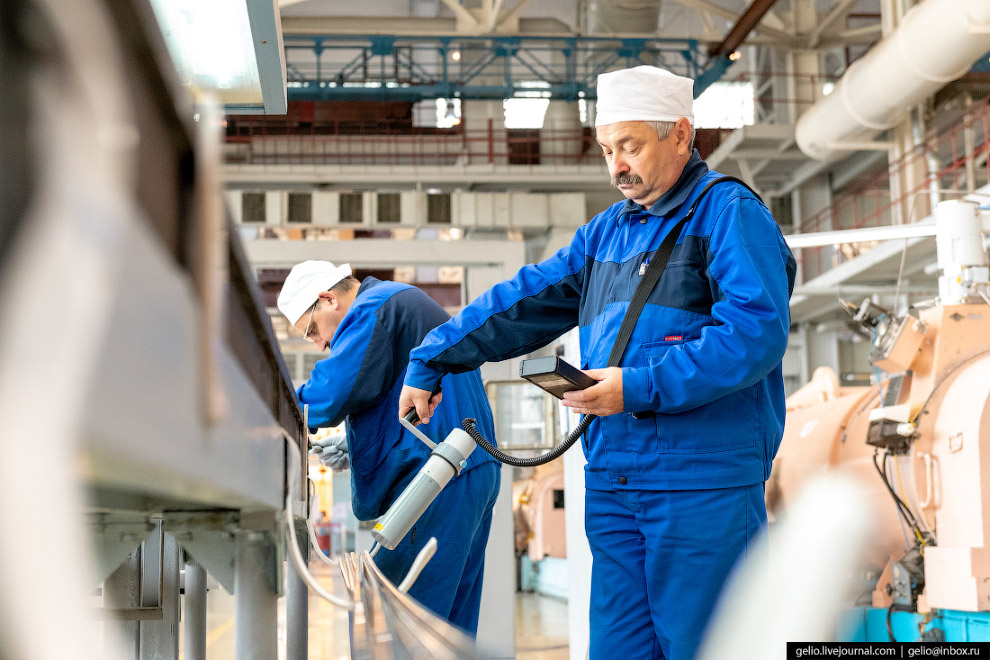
[372,386,476,550]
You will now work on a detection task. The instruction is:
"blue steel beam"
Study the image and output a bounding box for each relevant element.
[281,34,734,102]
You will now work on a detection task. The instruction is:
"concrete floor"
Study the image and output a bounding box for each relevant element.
[177,562,569,659]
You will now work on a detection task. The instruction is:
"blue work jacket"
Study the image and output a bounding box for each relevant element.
[298,278,497,520]
[406,152,796,491]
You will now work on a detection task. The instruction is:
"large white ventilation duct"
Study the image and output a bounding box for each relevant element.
[795,0,990,162]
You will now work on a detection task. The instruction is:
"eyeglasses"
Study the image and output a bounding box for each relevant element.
[301,301,319,343]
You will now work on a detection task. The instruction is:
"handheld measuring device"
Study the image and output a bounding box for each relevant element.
[519,356,598,399]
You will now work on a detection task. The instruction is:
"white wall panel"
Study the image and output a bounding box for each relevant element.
[401,191,425,226]
[550,193,586,228]
[510,193,549,229]
[493,193,511,228]
[264,191,282,226]
[312,191,339,226]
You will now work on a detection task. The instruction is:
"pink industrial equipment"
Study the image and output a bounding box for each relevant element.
[515,465,567,561]
[768,200,990,617]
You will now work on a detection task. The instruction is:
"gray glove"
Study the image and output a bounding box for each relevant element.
[310,432,350,472]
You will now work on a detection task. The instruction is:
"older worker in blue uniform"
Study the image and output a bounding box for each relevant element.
[400,66,796,660]
[278,261,500,635]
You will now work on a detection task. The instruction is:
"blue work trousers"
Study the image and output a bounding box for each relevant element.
[373,461,500,635]
[586,483,766,660]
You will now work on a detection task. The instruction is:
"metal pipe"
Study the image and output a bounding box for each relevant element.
[183,560,207,660]
[795,0,990,161]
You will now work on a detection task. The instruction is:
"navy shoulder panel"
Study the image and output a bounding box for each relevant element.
[372,284,451,387]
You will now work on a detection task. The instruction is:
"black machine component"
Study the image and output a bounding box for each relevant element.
[920,625,946,643]
[866,418,913,454]
[885,545,926,642]
[520,356,598,400]
[889,545,925,608]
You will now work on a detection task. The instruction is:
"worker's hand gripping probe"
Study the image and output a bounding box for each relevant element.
[373,385,475,551]
[398,382,443,449]
[401,381,443,425]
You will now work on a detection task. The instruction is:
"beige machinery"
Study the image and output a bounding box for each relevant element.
[515,465,568,562]
[769,200,990,616]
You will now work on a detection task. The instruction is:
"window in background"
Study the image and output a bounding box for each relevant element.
[412,99,462,129]
[504,81,551,128]
[427,194,451,224]
[242,192,266,224]
[339,193,364,224]
[378,193,401,224]
[287,192,312,224]
[693,81,755,129]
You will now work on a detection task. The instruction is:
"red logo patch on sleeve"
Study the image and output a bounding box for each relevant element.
[664,335,683,341]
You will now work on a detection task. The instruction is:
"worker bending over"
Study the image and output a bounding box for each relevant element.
[278,261,500,635]
[401,66,796,660]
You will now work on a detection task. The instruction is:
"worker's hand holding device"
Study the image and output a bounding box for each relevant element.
[520,356,598,398]
[520,356,625,417]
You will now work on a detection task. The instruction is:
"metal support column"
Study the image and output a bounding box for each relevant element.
[103,548,142,659]
[234,531,278,660]
[286,522,309,660]
[184,558,207,660]
[139,530,181,659]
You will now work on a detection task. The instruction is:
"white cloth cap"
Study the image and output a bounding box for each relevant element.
[277,260,353,325]
[595,66,695,127]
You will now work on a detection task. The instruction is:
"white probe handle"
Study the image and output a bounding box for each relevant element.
[397,537,438,593]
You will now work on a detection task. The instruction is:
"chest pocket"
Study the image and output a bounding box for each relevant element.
[638,334,691,369]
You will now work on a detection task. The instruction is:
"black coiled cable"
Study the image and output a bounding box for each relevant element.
[462,415,595,467]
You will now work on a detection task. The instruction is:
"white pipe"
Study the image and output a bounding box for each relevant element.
[936,200,989,304]
[795,0,990,161]
[282,436,357,610]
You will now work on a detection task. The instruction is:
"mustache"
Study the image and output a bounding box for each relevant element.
[611,172,643,187]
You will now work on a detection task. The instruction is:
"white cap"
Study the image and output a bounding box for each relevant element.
[277,261,353,325]
[594,66,695,127]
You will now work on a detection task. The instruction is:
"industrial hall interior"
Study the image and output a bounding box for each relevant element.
[5,0,990,657]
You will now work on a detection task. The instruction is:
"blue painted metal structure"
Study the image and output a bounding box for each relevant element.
[838,607,990,643]
[281,34,733,102]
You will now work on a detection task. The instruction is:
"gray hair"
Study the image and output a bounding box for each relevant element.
[646,120,696,152]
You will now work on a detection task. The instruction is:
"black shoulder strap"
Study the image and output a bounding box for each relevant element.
[606,176,760,369]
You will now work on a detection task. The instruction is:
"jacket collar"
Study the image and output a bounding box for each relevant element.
[617,149,708,222]
[356,276,381,297]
